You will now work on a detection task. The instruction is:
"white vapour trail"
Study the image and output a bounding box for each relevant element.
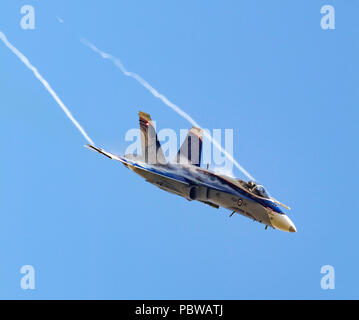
[0,31,95,145]
[82,39,255,181]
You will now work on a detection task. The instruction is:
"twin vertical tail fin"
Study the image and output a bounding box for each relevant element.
[139,111,167,165]
[176,127,203,166]
[138,111,203,167]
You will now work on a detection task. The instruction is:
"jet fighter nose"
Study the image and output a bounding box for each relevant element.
[271,214,297,233]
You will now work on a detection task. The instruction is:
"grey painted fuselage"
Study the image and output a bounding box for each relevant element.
[85,144,296,232]
[120,154,295,232]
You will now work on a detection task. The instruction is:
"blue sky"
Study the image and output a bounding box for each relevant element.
[0,0,358,299]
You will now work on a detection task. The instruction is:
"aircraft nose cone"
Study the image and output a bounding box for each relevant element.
[271,214,297,233]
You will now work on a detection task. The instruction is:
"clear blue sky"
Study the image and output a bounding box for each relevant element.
[0,0,358,299]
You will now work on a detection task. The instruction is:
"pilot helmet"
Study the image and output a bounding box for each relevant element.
[248,181,256,188]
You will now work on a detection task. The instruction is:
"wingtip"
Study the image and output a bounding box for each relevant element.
[272,198,291,211]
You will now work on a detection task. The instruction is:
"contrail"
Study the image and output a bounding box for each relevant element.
[82,39,255,181]
[0,31,95,145]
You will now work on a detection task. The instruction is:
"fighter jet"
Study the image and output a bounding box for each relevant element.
[86,111,296,232]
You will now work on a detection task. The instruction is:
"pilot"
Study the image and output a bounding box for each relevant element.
[247,181,257,190]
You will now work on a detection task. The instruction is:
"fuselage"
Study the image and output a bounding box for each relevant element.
[120,154,296,232]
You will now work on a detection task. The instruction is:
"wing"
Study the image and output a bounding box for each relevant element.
[176,127,203,166]
[85,144,122,161]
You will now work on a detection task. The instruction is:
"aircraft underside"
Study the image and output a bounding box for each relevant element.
[129,164,273,227]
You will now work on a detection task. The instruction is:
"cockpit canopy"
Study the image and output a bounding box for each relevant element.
[247,181,270,199]
[253,185,270,198]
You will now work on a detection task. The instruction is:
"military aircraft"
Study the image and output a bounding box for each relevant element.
[86,111,296,232]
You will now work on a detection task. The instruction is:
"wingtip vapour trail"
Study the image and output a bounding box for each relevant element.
[0,31,95,146]
[82,38,255,181]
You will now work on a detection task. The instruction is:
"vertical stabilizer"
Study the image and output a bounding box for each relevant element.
[138,111,167,164]
[176,127,203,166]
